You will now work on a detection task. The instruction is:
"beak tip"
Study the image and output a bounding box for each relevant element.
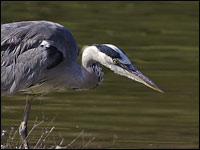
[157,88,164,93]
[124,68,164,93]
[144,81,164,93]
[152,84,164,93]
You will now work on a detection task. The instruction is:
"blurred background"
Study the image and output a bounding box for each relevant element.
[1,1,199,149]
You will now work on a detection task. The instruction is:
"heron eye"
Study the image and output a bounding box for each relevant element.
[113,59,119,64]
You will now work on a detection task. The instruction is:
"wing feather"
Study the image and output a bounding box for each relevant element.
[1,21,71,94]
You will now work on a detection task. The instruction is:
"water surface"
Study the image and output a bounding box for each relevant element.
[1,1,199,149]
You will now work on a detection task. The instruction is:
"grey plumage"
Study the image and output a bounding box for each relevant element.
[1,21,78,94]
[1,20,163,95]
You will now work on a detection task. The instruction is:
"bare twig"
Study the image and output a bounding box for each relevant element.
[34,126,55,149]
[66,130,84,148]
[55,130,85,149]
[82,137,95,149]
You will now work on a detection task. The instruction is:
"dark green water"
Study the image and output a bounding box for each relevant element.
[1,1,199,149]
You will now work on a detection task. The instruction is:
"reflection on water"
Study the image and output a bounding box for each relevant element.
[1,1,199,149]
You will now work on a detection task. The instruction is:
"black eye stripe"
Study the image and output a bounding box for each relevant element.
[94,44,121,59]
[115,63,137,72]
[116,63,126,69]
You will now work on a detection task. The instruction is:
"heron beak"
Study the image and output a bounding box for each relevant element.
[123,64,164,93]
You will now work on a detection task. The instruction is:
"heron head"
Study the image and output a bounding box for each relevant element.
[93,44,164,93]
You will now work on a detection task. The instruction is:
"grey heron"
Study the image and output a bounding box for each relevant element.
[1,20,163,148]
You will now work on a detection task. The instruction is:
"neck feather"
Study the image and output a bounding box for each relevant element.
[73,46,104,90]
[46,46,104,91]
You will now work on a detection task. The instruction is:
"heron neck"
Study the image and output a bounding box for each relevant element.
[77,47,101,89]
[78,65,100,89]
[46,46,102,91]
